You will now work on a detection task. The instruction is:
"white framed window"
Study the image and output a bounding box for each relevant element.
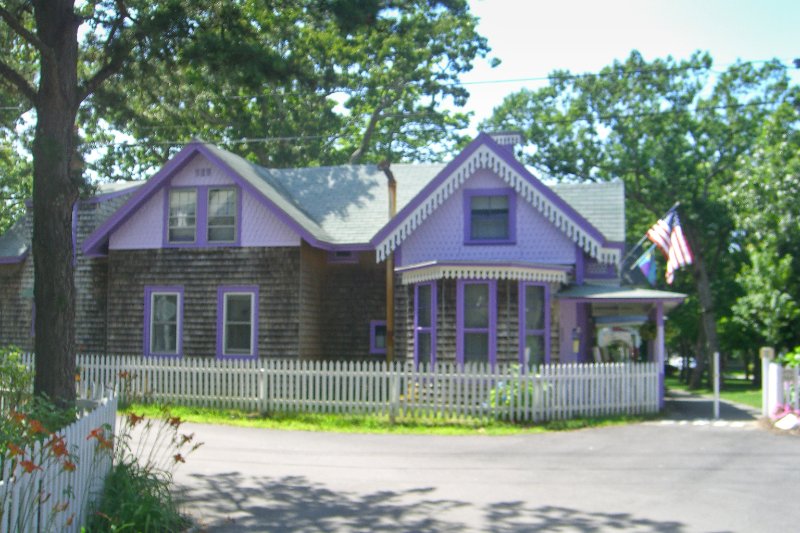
[218,287,258,358]
[168,189,197,242]
[144,287,183,356]
[208,188,237,243]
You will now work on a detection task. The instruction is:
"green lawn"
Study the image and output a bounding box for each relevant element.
[665,375,761,409]
[120,403,656,436]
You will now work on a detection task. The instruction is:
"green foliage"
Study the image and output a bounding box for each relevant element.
[87,461,188,533]
[0,346,33,412]
[83,0,492,177]
[779,346,800,368]
[483,51,795,363]
[730,99,800,352]
[87,408,201,532]
[732,244,799,350]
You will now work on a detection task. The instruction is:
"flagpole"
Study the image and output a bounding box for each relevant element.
[620,201,681,267]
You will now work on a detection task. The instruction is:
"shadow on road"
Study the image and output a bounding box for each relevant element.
[663,390,759,421]
[182,472,688,532]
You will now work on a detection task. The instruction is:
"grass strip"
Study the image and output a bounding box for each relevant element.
[120,403,655,436]
[665,375,762,409]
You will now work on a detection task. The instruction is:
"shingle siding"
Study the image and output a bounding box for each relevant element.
[107,247,301,357]
[318,252,386,360]
[0,258,34,351]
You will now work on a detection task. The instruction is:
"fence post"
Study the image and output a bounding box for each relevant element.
[389,365,400,424]
[760,347,779,417]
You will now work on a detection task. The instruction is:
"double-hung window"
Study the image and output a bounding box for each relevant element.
[465,189,515,244]
[168,189,197,242]
[208,188,237,243]
[370,320,387,355]
[414,282,437,367]
[457,280,496,365]
[217,287,258,358]
[519,282,549,367]
[144,286,183,356]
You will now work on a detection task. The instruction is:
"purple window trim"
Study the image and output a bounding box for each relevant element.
[163,185,242,248]
[518,281,550,366]
[414,282,437,367]
[463,188,517,245]
[216,285,259,359]
[456,279,497,367]
[163,186,199,245]
[143,286,184,358]
[207,187,240,244]
[369,319,387,355]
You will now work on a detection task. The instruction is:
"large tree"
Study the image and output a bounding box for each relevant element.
[482,51,792,387]
[730,98,800,353]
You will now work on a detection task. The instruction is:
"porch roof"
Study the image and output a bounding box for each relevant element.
[556,284,687,311]
[395,260,571,284]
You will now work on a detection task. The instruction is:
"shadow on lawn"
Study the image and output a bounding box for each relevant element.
[182,472,687,532]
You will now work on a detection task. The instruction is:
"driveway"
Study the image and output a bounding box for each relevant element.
[174,396,798,532]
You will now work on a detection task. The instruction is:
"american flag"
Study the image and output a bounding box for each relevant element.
[646,208,693,284]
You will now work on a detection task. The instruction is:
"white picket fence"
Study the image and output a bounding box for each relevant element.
[762,359,800,417]
[0,393,117,533]
[17,354,660,422]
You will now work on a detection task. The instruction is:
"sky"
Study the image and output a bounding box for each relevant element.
[461,0,799,133]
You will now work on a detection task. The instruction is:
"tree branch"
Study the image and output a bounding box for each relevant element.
[78,5,132,102]
[0,6,48,55]
[0,57,37,104]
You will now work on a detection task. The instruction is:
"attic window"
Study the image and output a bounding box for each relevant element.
[208,188,237,243]
[464,189,516,244]
[168,189,197,243]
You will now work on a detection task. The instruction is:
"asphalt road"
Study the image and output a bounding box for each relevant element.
[173,397,798,532]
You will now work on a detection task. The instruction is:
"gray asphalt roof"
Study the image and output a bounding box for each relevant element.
[0,215,30,259]
[0,143,626,257]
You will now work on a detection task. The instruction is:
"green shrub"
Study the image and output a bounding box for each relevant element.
[87,461,188,532]
[86,407,202,532]
[0,345,33,413]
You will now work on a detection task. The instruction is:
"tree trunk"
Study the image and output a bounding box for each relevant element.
[689,247,719,389]
[31,0,81,408]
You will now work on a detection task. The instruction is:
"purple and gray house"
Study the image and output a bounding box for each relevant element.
[0,132,684,371]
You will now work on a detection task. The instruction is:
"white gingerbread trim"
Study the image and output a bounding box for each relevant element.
[398,263,569,285]
[376,145,619,265]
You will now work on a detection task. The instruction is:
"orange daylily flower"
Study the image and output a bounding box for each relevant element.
[28,419,47,434]
[173,453,185,463]
[48,435,69,458]
[127,413,144,426]
[168,416,182,428]
[63,461,77,472]
[20,460,42,473]
[7,443,25,457]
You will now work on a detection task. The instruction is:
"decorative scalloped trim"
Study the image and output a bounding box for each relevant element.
[376,145,619,264]
[399,264,568,285]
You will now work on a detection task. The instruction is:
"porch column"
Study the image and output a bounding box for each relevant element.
[655,301,665,409]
